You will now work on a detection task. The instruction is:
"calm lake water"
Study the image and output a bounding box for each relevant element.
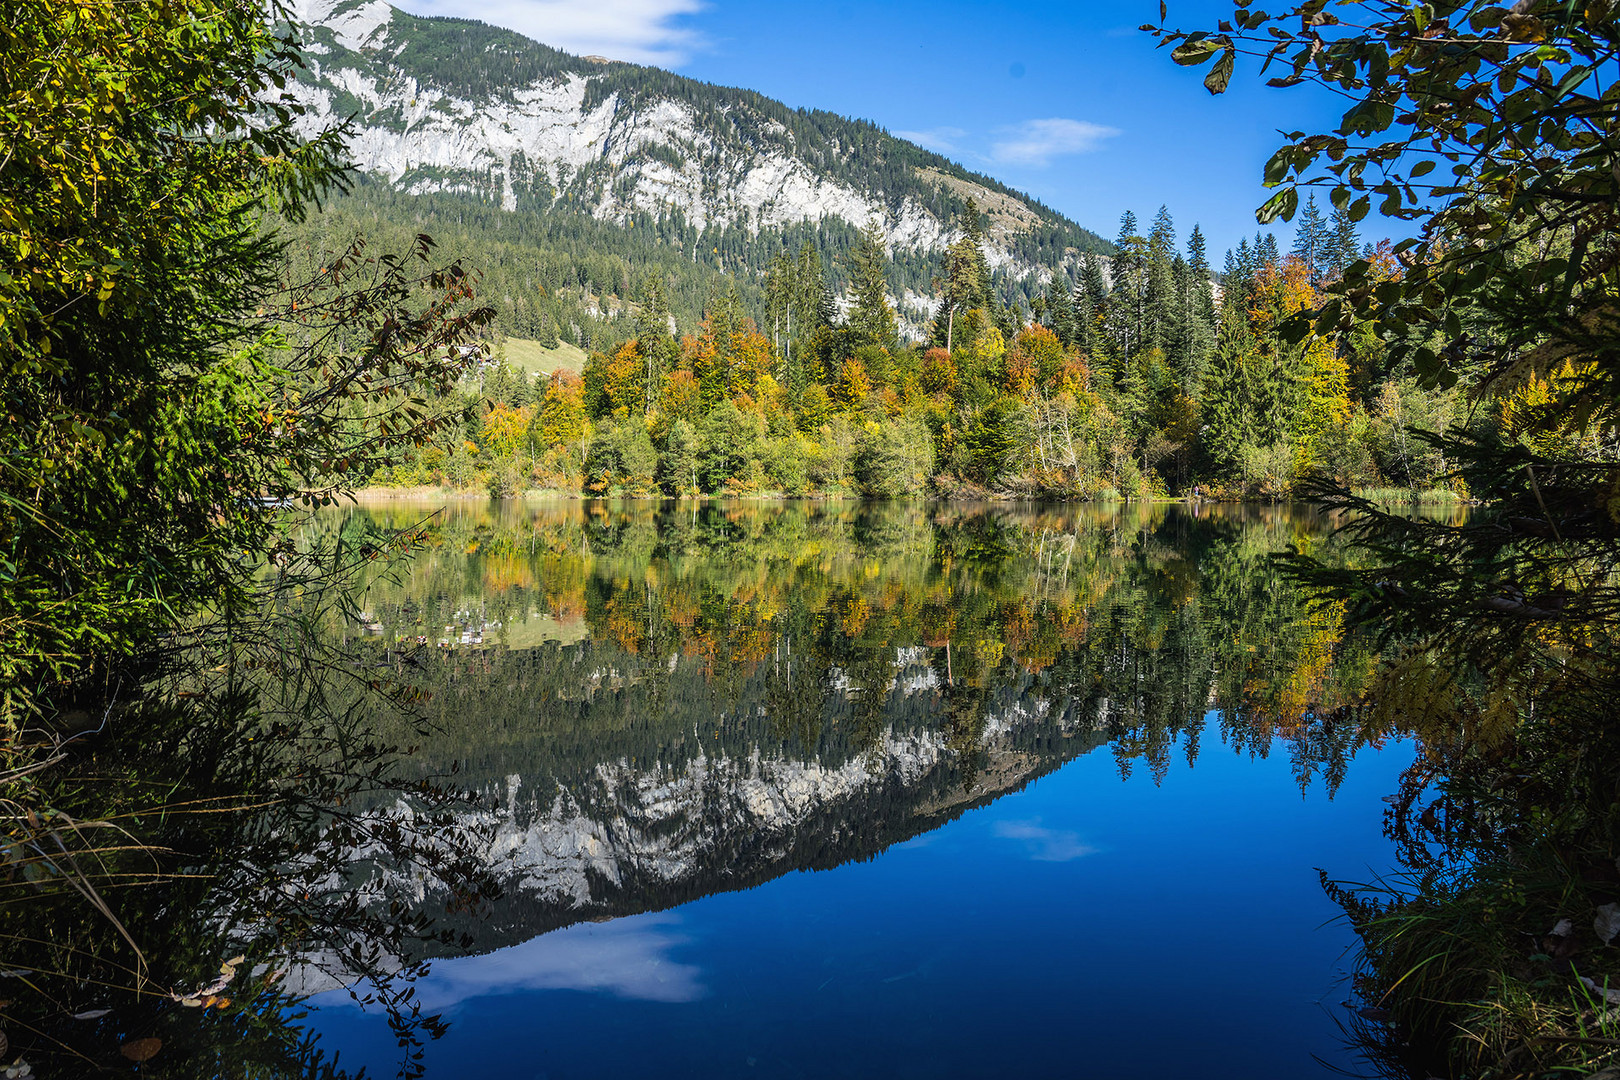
[296,499,1410,1079]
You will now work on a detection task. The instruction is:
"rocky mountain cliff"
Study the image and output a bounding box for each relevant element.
[280,0,1108,299]
[290,655,1110,994]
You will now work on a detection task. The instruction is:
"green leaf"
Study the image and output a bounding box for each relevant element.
[1171,37,1221,65]
[1263,147,1293,186]
[1257,186,1299,223]
[1204,47,1236,93]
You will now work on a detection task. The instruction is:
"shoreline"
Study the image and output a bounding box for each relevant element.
[343,485,1470,506]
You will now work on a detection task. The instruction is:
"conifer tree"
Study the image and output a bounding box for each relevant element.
[1184,224,1218,394]
[1077,251,1108,358]
[931,200,994,351]
[634,275,679,414]
[1044,269,1078,349]
[796,243,830,335]
[1326,202,1361,281]
[1255,232,1281,267]
[1146,206,1178,354]
[1291,193,1330,283]
[846,218,898,352]
[537,310,560,348]
[1110,211,1148,361]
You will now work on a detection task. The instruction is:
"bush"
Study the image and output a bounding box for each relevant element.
[856,417,936,498]
[585,420,658,495]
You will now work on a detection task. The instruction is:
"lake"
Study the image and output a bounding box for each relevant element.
[289,498,1411,1079]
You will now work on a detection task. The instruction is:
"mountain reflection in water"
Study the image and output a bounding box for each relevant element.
[286,499,1410,1078]
[0,498,1417,1079]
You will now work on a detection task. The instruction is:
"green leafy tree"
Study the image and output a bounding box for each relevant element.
[856,418,937,497]
[0,0,490,727]
[0,2,495,1067]
[585,418,658,494]
[1155,2,1620,1070]
[661,418,700,495]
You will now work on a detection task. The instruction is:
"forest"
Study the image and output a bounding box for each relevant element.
[319,189,1483,503]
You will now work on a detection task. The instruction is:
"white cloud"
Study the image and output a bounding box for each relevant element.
[990,118,1119,167]
[389,0,707,66]
[992,818,1096,862]
[892,126,967,156]
[317,914,706,1010]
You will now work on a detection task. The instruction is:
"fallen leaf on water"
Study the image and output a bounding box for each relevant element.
[1595,904,1620,945]
[1550,918,1574,938]
[120,1038,161,1063]
[70,1009,110,1021]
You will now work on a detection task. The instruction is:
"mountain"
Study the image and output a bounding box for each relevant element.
[287,637,1111,994]
[279,0,1109,333]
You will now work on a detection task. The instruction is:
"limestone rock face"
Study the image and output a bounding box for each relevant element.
[279,0,1105,291]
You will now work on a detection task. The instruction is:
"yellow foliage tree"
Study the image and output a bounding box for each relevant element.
[481,403,533,460]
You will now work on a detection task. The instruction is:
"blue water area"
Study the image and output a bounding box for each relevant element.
[306,731,1410,1080]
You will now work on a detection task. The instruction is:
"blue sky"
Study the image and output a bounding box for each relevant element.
[389,0,1398,263]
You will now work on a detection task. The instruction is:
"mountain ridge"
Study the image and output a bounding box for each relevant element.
[281,0,1110,308]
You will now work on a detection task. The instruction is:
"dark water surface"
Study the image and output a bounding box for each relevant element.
[296,499,1409,1079]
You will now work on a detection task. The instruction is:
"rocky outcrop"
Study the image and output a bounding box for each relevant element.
[279,0,1100,282]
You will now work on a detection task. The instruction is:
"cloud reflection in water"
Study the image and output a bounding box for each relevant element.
[333,913,705,1011]
[992,819,1096,862]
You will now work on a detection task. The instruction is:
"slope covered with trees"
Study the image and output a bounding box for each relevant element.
[342,190,1472,504]
[283,1,1110,300]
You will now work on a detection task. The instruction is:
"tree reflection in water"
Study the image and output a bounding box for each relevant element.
[2,499,1413,1077]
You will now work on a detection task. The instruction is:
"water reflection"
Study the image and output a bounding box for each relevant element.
[1,498,1406,1078]
[331,914,707,1011]
[991,818,1097,861]
[296,499,1380,970]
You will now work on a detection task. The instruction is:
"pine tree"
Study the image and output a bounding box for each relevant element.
[846,218,898,352]
[1183,225,1218,395]
[1165,253,1194,383]
[1256,231,1281,268]
[1146,206,1178,354]
[765,250,794,356]
[634,275,678,414]
[1044,268,1077,348]
[1110,211,1148,361]
[1077,251,1108,358]
[796,243,830,337]
[1291,192,1330,283]
[931,200,993,351]
[1327,202,1361,280]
